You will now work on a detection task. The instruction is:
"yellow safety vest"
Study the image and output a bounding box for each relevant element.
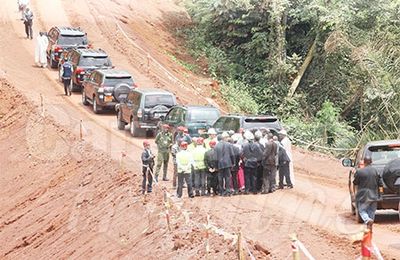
[192,146,206,170]
[176,150,193,173]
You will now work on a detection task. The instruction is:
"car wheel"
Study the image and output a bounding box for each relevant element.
[93,97,101,114]
[50,55,58,68]
[130,119,139,137]
[117,111,125,130]
[82,90,89,105]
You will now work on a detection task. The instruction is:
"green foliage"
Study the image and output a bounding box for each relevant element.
[181,0,400,154]
[219,78,260,114]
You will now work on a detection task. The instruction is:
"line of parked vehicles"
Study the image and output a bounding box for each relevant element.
[45,26,283,138]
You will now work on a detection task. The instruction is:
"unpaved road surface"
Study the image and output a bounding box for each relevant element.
[0,0,399,259]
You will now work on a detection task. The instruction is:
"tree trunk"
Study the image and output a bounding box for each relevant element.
[287,40,316,98]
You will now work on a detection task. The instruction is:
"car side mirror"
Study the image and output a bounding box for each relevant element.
[159,115,165,121]
[341,158,354,167]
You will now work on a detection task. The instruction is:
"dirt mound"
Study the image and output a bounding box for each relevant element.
[0,79,241,259]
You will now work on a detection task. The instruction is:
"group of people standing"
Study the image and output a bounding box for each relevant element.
[141,125,294,198]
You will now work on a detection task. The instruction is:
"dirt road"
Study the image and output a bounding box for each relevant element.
[0,0,398,259]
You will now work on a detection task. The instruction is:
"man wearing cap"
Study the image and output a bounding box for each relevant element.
[279,129,295,186]
[192,137,207,196]
[205,140,218,196]
[176,141,194,198]
[155,124,173,181]
[215,132,235,196]
[141,140,155,194]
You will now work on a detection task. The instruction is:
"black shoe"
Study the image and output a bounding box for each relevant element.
[278,186,284,189]
[147,190,152,193]
[195,192,200,197]
[287,185,293,189]
[189,194,195,198]
[162,177,169,181]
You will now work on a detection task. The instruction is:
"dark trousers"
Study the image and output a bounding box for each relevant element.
[24,21,33,39]
[207,172,218,195]
[194,169,206,195]
[262,165,277,193]
[256,164,263,192]
[244,167,256,193]
[218,167,231,195]
[172,162,177,188]
[177,173,193,198]
[231,168,239,192]
[279,163,293,187]
[63,78,71,95]
[142,166,153,193]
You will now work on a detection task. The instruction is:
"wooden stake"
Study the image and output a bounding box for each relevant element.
[40,94,45,117]
[147,53,151,74]
[238,229,244,260]
[79,120,83,141]
[290,234,300,260]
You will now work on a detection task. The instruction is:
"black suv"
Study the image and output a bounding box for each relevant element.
[213,114,282,134]
[162,105,220,138]
[47,26,88,68]
[342,139,400,222]
[116,88,177,137]
[61,48,113,92]
[82,69,135,114]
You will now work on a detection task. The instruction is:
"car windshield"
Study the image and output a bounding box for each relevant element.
[188,109,219,124]
[58,35,88,46]
[79,56,111,67]
[144,94,175,108]
[104,76,133,87]
[368,145,400,165]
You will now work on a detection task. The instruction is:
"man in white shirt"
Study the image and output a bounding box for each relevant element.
[279,129,295,185]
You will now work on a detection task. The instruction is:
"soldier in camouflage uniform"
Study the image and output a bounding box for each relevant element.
[155,124,173,181]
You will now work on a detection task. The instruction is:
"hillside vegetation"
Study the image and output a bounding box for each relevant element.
[180,0,400,155]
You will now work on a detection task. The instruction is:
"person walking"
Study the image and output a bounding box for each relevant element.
[261,135,278,193]
[60,57,73,96]
[278,142,293,189]
[192,137,207,196]
[22,7,33,39]
[205,140,218,196]
[241,131,263,194]
[155,124,173,181]
[353,156,382,229]
[18,0,29,20]
[35,32,48,68]
[141,140,155,194]
[279,129,295,185]
[215,132,235,196]
[176,141,194,198]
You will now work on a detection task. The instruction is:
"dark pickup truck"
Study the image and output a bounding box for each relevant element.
[342,139,400,222]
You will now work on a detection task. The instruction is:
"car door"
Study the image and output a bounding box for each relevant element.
[213,116,227,133]
[46,29,56,55]
[85,71,97,99]
[121,91,133,122]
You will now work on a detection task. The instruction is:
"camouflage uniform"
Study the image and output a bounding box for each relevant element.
[155,131,173,181]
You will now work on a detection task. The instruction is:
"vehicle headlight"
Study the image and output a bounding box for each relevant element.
[98,87,104,93]
[99,94,104,99]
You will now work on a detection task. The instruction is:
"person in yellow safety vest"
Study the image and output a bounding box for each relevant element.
[188,137,198,152]
[176,141,195,198]
[205,128,218,150]
[192,137,207,196]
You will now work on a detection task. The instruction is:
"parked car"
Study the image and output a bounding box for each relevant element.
[116,88,177,137]
[47,26,88,68]
[342,139,400,222]
[212,114,282,134]
[162,105,220,138]
[82,69,136,114]
[60,48,113,92]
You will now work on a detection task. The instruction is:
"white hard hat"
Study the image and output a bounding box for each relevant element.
[207,128,217,135]
[221,131,230,138]
[231,133,241,142]
[279,129,287,135]
[244,131,254,140]
[254,130,262,139]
